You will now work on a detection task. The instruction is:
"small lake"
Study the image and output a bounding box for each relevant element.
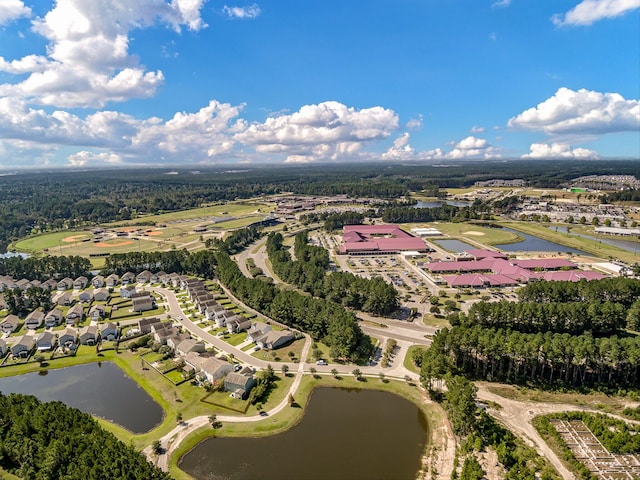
[179,387,428,480]
[549,226,640,254]
[415,200,471,208]
[0,362,163,433]
[495,227,590,255]
[0,252,30,259]
[433,238,475,253]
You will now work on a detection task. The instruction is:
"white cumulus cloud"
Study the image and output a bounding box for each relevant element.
[522,142,600,159]
[492,0,511,9]
[508,87,640,136]
[552,0,640,26]
[0,0,207,108]
[382,134,501,161]
[0,0,31,25]
[223,4,261,19]
[236,101,398,163]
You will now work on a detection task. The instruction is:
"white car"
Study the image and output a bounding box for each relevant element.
[316,360,328,366]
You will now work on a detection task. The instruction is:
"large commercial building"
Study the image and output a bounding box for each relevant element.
[338,224,430,255]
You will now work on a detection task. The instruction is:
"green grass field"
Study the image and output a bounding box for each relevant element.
[211,216,265,230]
[14,230,92,252]
[430,222,522,245]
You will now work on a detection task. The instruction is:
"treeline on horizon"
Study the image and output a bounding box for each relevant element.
[418,278,640,390]
[2,160,638,252]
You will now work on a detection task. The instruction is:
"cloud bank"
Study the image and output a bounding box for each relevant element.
[552,0,640,26]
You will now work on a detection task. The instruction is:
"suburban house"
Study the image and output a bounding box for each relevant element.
[152,323,178,344]
[55,291,74,306]
[138,317,163,334]
[36,331,55,351]
[132,294,155,312]
[57,277,73,291]
[247,322,272,343]
[136,270,152,284]
[166,332,190,350]
[206,304,227,325]
[25,310,45,330]
[175,338,206,356]
[78,290,94,303]
[0,338,7,357]
[89,304,106,321]
[226,315,251,334]
[120,285,136,298]
[11,335,35,358]
[73,276,88,290]
[0,315,20,334]
[0,276,16,292]
[0,294,5,310]
[91,275,105,288]
[79,325,98,345]
[256,330,296,350]
[41,278,59,291]
[199,357,233,384]
[150,271,165,283]
[224,369,256,399]
[93,288,110,302]
[16,279,32,291]
[58,328,77,350]
[120,272,136,285]
[45,308,63,328]
[65,304,84,325]
[100,322,118,341]
[105,274,119,288]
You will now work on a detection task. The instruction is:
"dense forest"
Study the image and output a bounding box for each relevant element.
[214,251,372,360]
[418,278,640,389]
[101,249,217,278]
[0,393,170,480]
[2,160,638,252]
[381,203,488,223]
[0,255,91,281]
[266,231,399,315]
[299,211,368,231]
[204,225,263,254]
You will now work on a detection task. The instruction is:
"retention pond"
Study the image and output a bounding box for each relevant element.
[0,362,163,433]
[179,387,429,480]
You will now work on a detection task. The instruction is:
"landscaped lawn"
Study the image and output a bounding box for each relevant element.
[222,332,247,347]
[164,369,185,384]
[404,345,426,374]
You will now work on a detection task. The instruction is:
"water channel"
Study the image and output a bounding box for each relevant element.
[549,226,640,254]
[179,387,429,480]
[495,227,590,255]
[0,362,163,433]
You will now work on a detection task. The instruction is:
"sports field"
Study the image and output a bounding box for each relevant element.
[14,231,93,253]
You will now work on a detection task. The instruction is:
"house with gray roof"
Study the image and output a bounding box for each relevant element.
[36,331,55,351]
[100,322,118,342]
[25,310,45,330]
[73,276,88,290]
[0,315,20,334]
[0,338,7,357]
[176,338,206,356]
[79,325,98,345]
[11,335,35,358]
[42,278,58,291]
[224,371,256,399]
[256,330,296,350]
[57,277,73,291]
[91,275,105,288]
[55,291,74,306]
[226,315,251,334]
[93,288,110,302]
[58,328,77,350]
[65,304,84,325]
[105,274,119,288]
[89,304,106,321]
[45,308,63,328]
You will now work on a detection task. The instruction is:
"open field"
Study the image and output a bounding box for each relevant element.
[429,222,522,245]
[14,230,92,252]
[108,202,271,226]
[210,215,265,230]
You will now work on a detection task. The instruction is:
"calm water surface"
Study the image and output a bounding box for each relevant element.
[0,362,163,433]
[433,238,475,253]
[549,226,640,254]
[495,227,589,255]
[179,387,428,480]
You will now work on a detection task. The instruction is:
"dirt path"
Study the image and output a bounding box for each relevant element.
[477,384,584,480]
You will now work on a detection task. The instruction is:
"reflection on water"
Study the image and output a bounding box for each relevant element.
[496,227,589,255]
[179,387,428,480]
[0,362,163,433]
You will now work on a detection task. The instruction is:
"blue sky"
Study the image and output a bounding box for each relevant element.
[0,0,638,168]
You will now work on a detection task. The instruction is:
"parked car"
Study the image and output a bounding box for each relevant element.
[316,360,328,366]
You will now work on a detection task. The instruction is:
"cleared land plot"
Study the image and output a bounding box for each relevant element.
[552,420,640,479]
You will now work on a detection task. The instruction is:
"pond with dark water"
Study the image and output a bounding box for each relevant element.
[495,227,589,255]
[179,387,429,480]
[0,362,163,433]
[433,238,475,253]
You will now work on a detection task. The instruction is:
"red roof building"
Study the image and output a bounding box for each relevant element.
[339,225,429,254]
